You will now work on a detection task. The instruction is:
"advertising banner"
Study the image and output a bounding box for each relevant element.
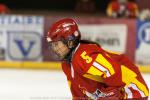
[136,20,150,64]
[0,30,6,60]
[79,24,127,53]
[0,15,44,61]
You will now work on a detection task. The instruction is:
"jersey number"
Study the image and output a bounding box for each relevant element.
[81,51,92,63]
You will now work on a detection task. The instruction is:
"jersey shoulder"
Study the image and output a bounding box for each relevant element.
[72,43,102,74]
[74,43,102,60]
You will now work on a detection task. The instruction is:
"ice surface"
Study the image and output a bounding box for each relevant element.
[0,69,71,100]
[0,69,149,100]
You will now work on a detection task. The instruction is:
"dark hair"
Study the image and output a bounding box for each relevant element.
[80,40,101,47]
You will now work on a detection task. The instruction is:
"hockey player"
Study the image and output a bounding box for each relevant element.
[46,18,149,100]
[107,0,139,18]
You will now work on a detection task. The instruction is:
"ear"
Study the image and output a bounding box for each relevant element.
[67,40,75,48]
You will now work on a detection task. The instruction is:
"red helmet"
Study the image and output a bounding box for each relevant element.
[47,18,81,42]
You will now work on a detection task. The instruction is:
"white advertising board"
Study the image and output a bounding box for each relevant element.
[79,24,127,53]
[0,15,44,61]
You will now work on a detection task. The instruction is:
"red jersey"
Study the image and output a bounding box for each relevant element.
[62,42,149,100]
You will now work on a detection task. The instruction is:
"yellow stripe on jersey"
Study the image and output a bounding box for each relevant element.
[87,66,104,77]
[83,74,103,83]
[105,50,121,55]
[68,80,71,88]
[93,62,110,77]
[121,65,149,96]
[95,54,115,76]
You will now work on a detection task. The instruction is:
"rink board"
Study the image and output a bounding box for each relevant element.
[0,61,61,70]
[0,61,150,73]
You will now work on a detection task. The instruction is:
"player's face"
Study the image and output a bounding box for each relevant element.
[49,41,70,59]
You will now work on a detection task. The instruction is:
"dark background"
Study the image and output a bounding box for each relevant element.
[0,0,150,12]
[0,0,110,12]
[1,0,150,14]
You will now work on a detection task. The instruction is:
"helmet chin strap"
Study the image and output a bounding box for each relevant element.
[60,39,79,62]
[63,49,73,61]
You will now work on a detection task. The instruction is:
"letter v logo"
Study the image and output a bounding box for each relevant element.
[14,40,35,58]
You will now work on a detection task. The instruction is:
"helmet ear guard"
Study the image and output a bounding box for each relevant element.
[68,31,81,48]
[62,34,80,49]
[57,30,80,49]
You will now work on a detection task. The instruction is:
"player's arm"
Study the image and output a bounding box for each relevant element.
[105,51,149,98]
[78,50,124,99]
